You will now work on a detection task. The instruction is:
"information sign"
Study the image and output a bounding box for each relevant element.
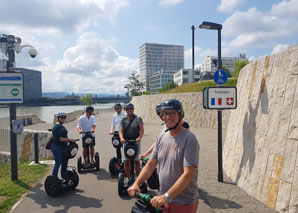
[214,69,228,85]
[202,87,237,110]
[0,72,23,103]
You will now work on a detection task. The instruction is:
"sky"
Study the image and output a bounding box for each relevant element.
[0,0,297,94]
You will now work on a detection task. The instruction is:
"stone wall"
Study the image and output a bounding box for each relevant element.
[132,92,230,129]
[223,44,298,212]
[0,130,53,165]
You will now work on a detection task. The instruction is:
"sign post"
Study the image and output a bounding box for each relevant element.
[203,69,237,182]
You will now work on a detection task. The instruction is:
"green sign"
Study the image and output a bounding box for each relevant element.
[11,88,20,96]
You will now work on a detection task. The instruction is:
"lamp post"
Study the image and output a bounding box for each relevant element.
[0,34,38,181]
[191,25,195,83]
[124,85,129,103]
[199,21,224,182]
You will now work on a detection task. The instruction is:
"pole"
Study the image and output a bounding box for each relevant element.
[191,25,195,83]
[217,28,223,182]
[34,133,39,164]
[7,35,18,181]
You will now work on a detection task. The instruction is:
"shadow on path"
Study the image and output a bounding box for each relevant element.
[198,188,242,210]
[27,183,103,212]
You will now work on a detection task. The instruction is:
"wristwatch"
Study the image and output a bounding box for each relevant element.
[164,193,172,202]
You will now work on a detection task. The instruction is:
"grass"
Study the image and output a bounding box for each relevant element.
[0,161,49,213]
[161,78,238,94]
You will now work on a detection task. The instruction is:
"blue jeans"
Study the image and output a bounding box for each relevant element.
[51,143,68,179]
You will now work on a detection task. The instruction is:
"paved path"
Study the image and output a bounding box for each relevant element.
[12,109,277,213]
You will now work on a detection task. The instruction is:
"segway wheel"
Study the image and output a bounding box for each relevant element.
[95,152,100,171]
[109,157,119,176]
[67,169,79,189]
[118,172,125,196]
[140,182,147,193]
[77,156,82,173]
[44,175,61,197]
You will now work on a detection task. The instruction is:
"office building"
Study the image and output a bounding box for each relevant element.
[201,54,247,77]
[174,68,201,86]
[20,68,42,104]
[149,71,174,94]
[140,43,184,91]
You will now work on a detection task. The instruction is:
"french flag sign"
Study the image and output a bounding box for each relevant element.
[204,87,237,109]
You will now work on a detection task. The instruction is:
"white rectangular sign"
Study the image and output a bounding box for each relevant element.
[206,87,237,109]
[0,72,23,103]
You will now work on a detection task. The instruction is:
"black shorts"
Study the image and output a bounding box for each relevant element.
[82,135,96,148]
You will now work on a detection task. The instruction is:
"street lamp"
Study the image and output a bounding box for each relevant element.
[199,21,224,182]
[0,34,38,181]
[191,25,195,83]
[124,84,130,103]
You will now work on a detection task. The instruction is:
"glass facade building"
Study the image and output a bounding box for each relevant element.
[140,43,184,91]
[149,71,174,94]
[20,68,42,104]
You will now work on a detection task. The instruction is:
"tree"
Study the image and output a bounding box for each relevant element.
[233,60,249,77]
[159,80,178,93]
[126,71,144,96]
[80,93,93,105]
[222,65,232,77]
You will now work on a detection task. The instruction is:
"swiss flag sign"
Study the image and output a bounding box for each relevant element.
[226,98,234,105]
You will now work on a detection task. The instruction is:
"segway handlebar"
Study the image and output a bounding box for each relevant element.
[125,139,137,143]
[135,192,162,213]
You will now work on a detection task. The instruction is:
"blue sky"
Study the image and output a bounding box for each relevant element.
[0,0,297,94]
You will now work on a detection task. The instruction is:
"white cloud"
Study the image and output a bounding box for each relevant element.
[271,0,298,18]
[272,44,288,54]
[222,7,298,50]
[217,0,244,13]
[0,0,129,36]
[39,32,138,93]
[159,0,183,6]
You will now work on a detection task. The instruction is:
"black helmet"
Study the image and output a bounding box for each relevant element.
[155,103,162,115]
[124,103,134,110]
[57,112,67,118]
[86,106,94,113]
[161,99,183,116]
[114,103,122,109]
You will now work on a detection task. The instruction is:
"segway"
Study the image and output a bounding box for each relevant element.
[77,131,100,173]
[141,157,160,190]
[132,192,163,213]
[118,139,147,196]
[109,132,124,175]
[44,139,80,197]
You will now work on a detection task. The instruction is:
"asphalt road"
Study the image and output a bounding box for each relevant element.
[12,110,213,213]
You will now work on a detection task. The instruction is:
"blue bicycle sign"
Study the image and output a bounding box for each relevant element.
[214,69,228,85]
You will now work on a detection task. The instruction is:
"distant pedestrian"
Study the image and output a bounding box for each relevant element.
[128,99,200,213]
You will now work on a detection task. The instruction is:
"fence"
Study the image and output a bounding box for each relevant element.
[0,128,10,152]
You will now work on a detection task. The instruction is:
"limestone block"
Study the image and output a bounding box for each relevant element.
[280,139,298,183]
[290,46,298,75]
[288,108,298,140]
[266,154,283,209]
[261,153,274,203]
[276,180,291,212]
[289,191,298,213]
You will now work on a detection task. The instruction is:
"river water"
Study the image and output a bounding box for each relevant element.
[0,103,115,127]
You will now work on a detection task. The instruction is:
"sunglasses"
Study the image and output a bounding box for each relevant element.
[126,108,134,111]
[59,116,67,119]
[115,107,121,110]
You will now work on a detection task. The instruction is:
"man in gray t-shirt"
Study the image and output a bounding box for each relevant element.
[128,99,200,212]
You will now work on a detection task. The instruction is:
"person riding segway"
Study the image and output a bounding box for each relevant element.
[118,103,147,196]
[77,106,99,172]
[44,112,80,197]
[109,104,126,175]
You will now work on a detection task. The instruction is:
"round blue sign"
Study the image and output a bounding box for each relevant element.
[213,69,228,85]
